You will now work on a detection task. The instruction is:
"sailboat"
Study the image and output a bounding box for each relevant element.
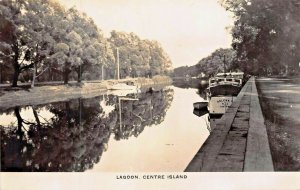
[107,48,140,91]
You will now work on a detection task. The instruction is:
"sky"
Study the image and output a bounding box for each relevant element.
[59,0,234,68]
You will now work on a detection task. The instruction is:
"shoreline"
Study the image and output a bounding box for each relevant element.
[185,77,273,172]
[0,76,172,111]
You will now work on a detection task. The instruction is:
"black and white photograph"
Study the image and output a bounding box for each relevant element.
[0,0,300,189]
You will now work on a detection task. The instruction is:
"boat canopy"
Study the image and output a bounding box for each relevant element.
[216,72,244,79]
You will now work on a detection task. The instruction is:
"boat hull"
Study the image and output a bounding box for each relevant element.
[193,102,208,110]
[193,108,208,117]
[108,89,139,97]
[109,86,138,90]
[208,96,236,115]
[107,83,139,90]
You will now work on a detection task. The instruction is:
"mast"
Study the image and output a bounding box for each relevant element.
[223,55,226,74]
[119,97,122,132]
[117,48,120,80]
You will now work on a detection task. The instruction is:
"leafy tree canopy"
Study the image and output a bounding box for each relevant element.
[221,0,300,75]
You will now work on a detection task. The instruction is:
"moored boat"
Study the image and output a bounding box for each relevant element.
[193,102,208,110]
[206,72,244,115]
[206,72,244,97]
[193,108,208,117]
[107,47,140,91]
[107,81,139,90]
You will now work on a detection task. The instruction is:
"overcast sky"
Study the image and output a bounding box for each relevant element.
[59,0,234,68]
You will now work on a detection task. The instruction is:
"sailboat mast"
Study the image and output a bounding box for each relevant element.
[117,48,120,80]
[223,55,226,74]
[119,98,122,132]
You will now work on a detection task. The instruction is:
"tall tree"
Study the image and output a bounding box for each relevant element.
[109,31,172,79]
[22,0,57,87]
[221,0,300,75]
[0,0,67,87]
[0,0,32,87]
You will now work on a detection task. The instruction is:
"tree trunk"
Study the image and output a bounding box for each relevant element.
[12,43,20,87]
[0,64,2,84]
[31,63,37,88]
[65,102,72,128]
[77,69,81,83]
[14,107,24,139]
[76,65,85,83]
[78,98,82,126]
[48,67,53,81]
[32,106,41,127]
[63,69,70,84]
[12,65,20,87]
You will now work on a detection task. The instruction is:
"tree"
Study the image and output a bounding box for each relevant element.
[0,0,71,87]
[1,0,172,86]
[67,8,114,82]
[109,31,172,79]
[172,48,236,78]
[148,40,173,76]
[50,7,115,83]
[22,0,58,87]
[0,0,32,87]
[221,0,300,75]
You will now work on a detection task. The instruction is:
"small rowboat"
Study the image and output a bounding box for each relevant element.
[193,102,208,110]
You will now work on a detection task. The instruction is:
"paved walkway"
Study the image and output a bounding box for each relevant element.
[185,77,274,172]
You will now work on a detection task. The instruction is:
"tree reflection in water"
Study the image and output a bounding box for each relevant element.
[1,98,111,172]
[113,88,174,140]
[0,88,174,172]
[173,78,208,100]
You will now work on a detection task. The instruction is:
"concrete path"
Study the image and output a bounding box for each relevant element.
[185,77,273,172]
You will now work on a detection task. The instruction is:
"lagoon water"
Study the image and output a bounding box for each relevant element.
[0,86,210,172]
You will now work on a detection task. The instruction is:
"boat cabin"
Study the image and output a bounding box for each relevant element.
[216,72,244,79]
[209,77,242,87]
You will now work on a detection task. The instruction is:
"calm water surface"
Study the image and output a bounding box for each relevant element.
[0,86,210,172]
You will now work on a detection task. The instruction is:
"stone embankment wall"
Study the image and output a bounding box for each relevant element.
[185,77,273,172]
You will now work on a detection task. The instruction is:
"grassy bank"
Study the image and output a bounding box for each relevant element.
[0,76,173,111]
[256,78,300,171]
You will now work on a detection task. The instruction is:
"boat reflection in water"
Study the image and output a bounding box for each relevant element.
[193,95,238,131]
[0,87,174,172]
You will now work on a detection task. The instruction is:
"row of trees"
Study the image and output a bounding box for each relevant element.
[109,31,172,79]
[173,0,300,77]
[221,0,300,75]
[172,48,236,77]
[0,0,172,87]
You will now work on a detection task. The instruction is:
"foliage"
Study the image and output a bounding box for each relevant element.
[109,31,172,79]
[195,48,236,76]
[0,0,172,85]
[172,48,236,77]
[0,88,174,171]
[220,0,300,75]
